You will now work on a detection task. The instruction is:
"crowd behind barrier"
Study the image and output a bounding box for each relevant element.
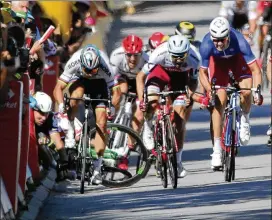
[0,1,136,219]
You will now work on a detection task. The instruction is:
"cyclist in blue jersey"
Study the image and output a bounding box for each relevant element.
[199,17,263,169]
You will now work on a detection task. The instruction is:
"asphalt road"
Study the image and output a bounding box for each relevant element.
[37,2,271,220]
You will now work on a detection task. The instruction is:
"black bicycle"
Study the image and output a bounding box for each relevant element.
[64,94,149,193]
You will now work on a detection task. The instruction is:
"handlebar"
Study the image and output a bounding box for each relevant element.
[147,90,187,97]
[122,92,138,99]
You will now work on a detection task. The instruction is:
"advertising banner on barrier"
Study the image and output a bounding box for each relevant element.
[43,56,59,101]
[19,74,30,193]
[0,81,23,214]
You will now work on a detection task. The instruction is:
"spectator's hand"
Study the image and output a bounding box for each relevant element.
[30,40,43,55]
[1,51,11,61]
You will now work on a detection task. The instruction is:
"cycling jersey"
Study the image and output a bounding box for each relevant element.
[219,1,257,21]
[200,28,256,69]
[142,41,200,80]
[219,1,257,30]
[110,46,149,79]
[59,48,116,88]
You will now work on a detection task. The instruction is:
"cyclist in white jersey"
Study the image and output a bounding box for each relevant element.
[53,44,120,185]
[219,1,258,44]
[137,35,209,178]
[109,35,148,169]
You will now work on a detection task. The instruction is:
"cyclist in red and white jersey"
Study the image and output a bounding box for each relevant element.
[143,32,165,56]
[109,35,148,168]
[137,35,209,178]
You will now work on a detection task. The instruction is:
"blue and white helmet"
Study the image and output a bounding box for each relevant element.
[167,35,190,57]
[80,44,100,70]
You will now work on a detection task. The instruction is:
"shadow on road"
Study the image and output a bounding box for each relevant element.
[40,178,271,220]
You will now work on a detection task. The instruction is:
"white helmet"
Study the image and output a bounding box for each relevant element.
[80,44,100,71]
[167,35,190,57]
[209,17,230,39]
[34,92,52,113]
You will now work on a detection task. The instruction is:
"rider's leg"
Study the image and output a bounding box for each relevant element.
[211,89,227,167]
[65,82,85,148]
[142,85,160,150]
[90,106,107,185]
[173,102,193,178]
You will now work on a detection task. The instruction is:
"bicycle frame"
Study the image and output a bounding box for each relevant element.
[224,91,242,147]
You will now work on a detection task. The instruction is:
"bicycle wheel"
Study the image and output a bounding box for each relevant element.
[165,116,177,189]
[80,121,88,194]
[89,123,150,188]
[261,37,271,89]
[155,122,168,188]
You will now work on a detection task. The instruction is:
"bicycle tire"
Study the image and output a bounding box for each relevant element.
[261,38,271,89]
[165,116,178,189]
[155,121,168,188]
[89,123,150,188]
[80,121,88,194]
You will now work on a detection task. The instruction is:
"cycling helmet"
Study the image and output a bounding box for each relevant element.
[167,35,190,57]
[148,32,164,50]
[80,44,100,70]
[209,17,230,39]
[175,21,196,42]
[122,34,143,54]
[33,92,52,113]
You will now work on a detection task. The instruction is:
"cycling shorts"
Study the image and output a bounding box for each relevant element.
[208,53,252,86]
[68,78,109,109]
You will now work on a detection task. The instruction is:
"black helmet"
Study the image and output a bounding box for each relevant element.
[175,21,196,42]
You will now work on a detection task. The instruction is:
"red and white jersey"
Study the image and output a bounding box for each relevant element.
[110,46,149,79]
[141,42,200,80]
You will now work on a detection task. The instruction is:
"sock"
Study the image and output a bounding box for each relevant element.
[213,137,221,153]
[176,150,183,164]
[241,113,250,123]
[93,157,102,172]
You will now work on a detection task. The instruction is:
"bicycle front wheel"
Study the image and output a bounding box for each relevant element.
[165,116,178,189]
[80,121,88,194]
[89,123,150,188]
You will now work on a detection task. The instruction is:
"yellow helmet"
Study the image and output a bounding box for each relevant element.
[175,21,196,42]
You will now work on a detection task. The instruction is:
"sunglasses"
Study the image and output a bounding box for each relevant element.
[83,66,99,74]
[126,52,142,57]
[37,110,50,117]
[171,53,188,63]
[212,36,229,43]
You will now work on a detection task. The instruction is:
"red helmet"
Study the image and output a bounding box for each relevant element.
[148,32,164,50]
[122,35,143,54]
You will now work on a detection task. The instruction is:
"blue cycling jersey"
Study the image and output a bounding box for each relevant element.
[200,28,256,68]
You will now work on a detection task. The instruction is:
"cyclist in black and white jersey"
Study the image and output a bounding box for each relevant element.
[53,44,121,185]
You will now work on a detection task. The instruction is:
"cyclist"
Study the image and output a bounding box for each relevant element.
[219,1,258,45]
[137,35,209,178]
[109,34,148,169]
[199,17,263,169]
[53,44,121,185]
[30,92,70,181]
[257,0,272,58]
[143,32,165,56]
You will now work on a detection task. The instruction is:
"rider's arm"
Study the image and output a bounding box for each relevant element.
[248,1,258,35]
[238,32,262,87]
[136,70,146,102]
[53,80,67,105]
[199,35,212,93]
